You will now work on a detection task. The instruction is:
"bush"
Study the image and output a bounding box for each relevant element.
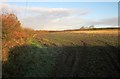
[2,13,30,62]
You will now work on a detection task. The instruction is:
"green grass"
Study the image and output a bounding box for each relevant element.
[27,38,43,48]
[3,45,61,77]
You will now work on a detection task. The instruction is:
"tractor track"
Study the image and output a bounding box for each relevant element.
[54,40,88,77]
[96,40,120,73]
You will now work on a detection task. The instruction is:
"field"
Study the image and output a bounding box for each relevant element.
[2,28,120,77]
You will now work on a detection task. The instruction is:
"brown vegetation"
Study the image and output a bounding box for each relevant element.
[2,14,31,62]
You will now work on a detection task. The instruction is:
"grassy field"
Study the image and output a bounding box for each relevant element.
[2,28,120,77]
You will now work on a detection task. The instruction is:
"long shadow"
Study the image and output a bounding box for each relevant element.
[2,45,120,77]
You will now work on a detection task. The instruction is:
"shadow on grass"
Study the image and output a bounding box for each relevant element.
[2,45,120,77]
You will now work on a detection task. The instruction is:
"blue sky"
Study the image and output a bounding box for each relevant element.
[8,2,118,19]
[1,2,118,30]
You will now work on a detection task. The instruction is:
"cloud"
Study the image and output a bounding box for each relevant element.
[0,0,7,2]
[0,3,23,14]
[96,17,118,26]
[26,7,89,15]
[6,3,89,30]
[88,17,118,26]
[0,3,118,30]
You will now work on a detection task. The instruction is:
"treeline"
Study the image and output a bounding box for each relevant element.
[64,27,119,31]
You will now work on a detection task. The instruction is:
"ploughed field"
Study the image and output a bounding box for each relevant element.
[3,29,120,77]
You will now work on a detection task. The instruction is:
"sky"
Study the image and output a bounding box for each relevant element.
[0,0,119,2]
[0,2,118,30]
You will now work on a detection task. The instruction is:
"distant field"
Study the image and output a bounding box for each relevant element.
[3,29,120,77]
[69,29,118,35]
[35,29,119,46]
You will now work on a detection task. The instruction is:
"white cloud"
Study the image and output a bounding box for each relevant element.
[0,3,118,30]
[0,3,23,14]
[0,0,7,2]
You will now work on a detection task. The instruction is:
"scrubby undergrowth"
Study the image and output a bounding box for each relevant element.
[1,13,34,62]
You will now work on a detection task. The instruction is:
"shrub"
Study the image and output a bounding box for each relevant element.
[2,13,30,62]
